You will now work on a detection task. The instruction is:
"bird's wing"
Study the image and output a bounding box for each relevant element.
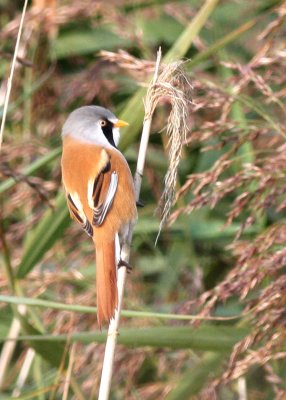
[87,153,118,226]
[66,192,93,237]
[92,171,118,226]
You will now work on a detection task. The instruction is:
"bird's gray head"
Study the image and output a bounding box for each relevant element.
[61,105,128,148]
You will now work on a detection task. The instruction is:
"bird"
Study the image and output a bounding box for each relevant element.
[61,105,137,327]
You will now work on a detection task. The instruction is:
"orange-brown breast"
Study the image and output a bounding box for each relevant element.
[61,135,137,241]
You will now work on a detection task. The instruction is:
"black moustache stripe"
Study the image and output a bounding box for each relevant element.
[102,120,116,148]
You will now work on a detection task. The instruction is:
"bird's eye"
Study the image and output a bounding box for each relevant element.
[100,120,107,127]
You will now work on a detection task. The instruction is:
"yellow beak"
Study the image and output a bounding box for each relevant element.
[114,119,129,128]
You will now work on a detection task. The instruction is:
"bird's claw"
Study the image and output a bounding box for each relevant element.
[118,259,132,273]
[136,199,144,208]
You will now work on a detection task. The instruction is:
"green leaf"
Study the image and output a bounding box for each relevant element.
[18,315,68,369]
[117,325,247,351]
[53,28,130,59]
[138,15,183,45]
[16,193,70,279]
[0,306,13,338]
[3,325,248,352]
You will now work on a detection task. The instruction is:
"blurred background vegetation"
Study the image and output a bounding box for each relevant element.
[1,0,286,398]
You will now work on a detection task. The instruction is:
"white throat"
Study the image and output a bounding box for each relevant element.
[112,127,120,147]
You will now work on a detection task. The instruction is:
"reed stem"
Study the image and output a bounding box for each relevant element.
[98,48,162,400]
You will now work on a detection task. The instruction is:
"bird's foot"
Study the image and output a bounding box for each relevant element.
[118,259,132,274]
[136,199,144,208]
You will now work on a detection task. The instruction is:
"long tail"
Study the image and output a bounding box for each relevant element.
[94,238,118,327]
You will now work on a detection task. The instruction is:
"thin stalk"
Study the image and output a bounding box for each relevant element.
[237,377,247,400]
[0,294,243,321]
[33,356,45,400]
[0,210,18,388]
[0,0,29,149]
[62,344,76,400]
[98,49,162,400]
[186,19,256,70]
[12,348,36,397]
[70,377,86,400]
[0,305,26,389]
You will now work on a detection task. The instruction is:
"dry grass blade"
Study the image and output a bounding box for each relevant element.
[62,343,76,400]
[100,50,155,78]
[0,0,29,149]
[12,349,35,397]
